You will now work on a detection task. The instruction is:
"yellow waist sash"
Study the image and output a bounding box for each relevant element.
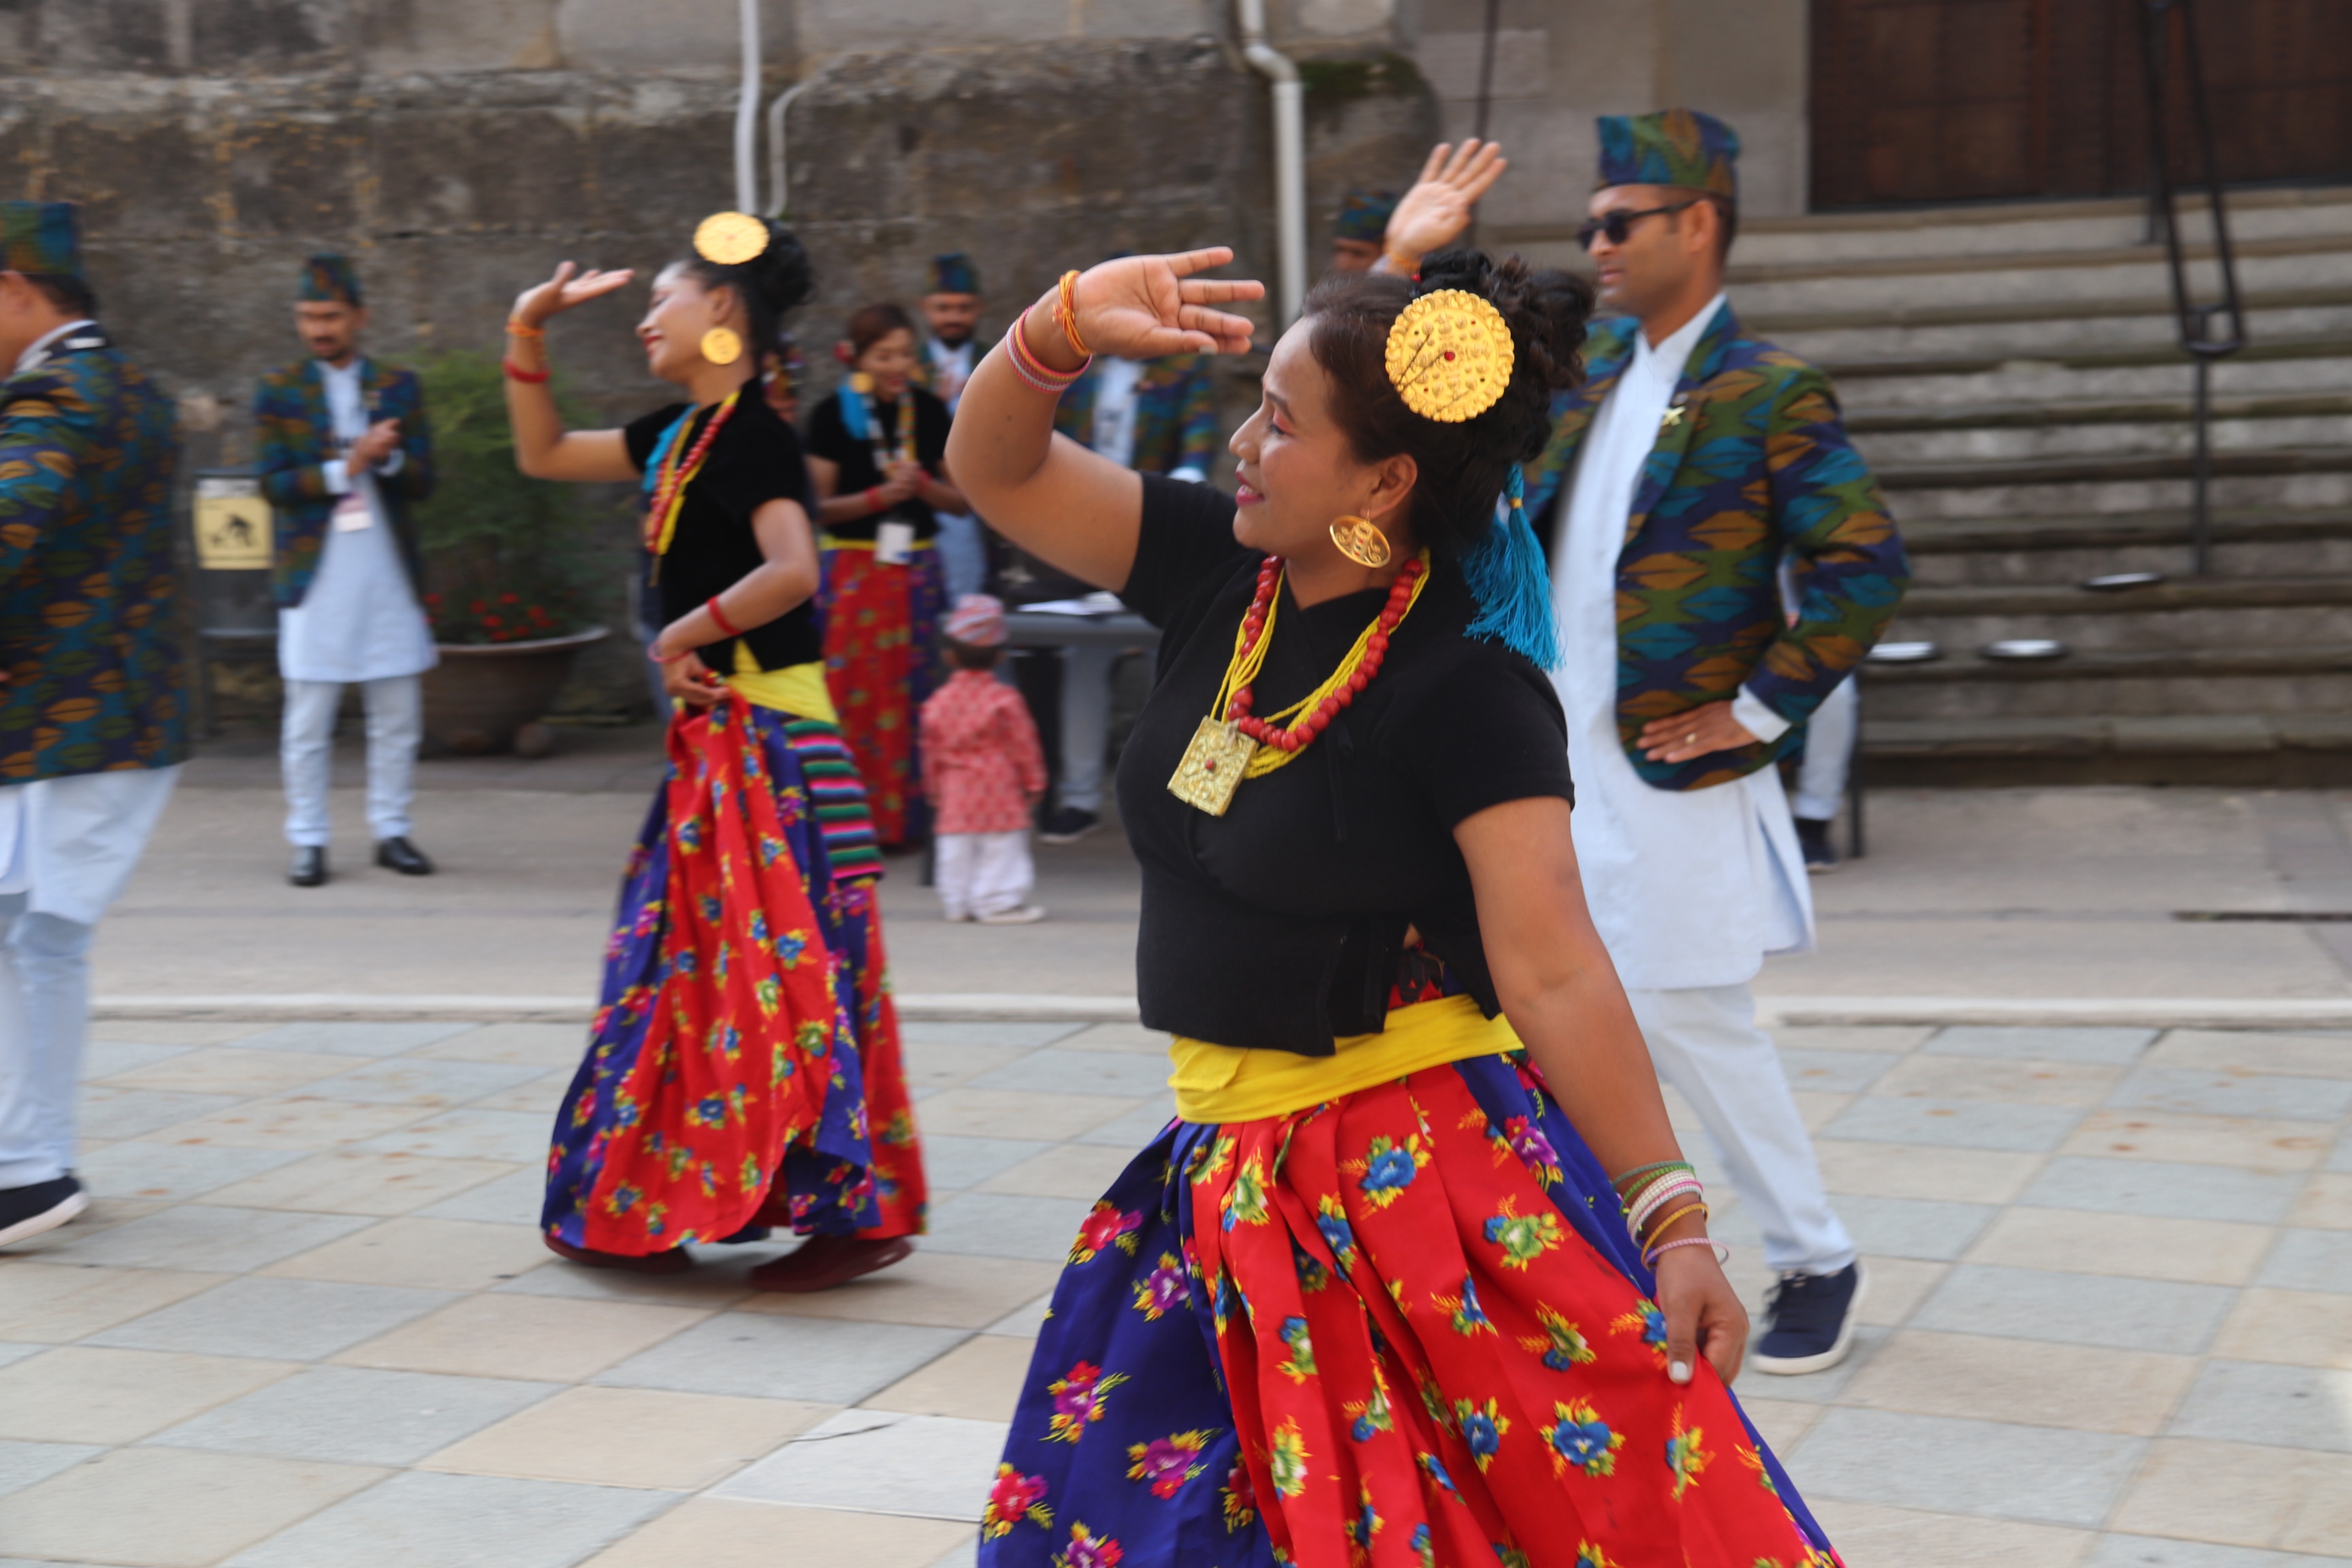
[1168,994,1519,1124]
[725,651,839,723]
[820,533,935,552]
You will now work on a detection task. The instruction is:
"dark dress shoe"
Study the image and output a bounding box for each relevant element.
[290,846,329,887]
[374,836,435,875]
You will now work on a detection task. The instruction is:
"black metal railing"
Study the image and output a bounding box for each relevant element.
[2136,0,2248,577]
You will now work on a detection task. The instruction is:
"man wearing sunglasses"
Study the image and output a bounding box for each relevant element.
[1526,109,1910,1377]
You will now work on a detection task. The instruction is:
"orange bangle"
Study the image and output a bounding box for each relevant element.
[1054,270,1092,360]
[1643,1202,1708,1242]
[505,319,546,341]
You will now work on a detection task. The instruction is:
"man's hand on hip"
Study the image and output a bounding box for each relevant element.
[1639,701,1758,764]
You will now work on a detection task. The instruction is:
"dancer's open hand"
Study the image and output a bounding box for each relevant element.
[1384,139,1510,270]
[1654,1244,1747,1387]
[1063,249,1263,361]
[511,261,637,330]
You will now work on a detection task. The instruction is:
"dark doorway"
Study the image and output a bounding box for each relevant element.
[1810,0,2352,209]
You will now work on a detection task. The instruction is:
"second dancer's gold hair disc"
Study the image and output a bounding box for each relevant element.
[694,211,769,267]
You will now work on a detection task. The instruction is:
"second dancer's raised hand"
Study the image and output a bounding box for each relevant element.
[510,260,637,329]
[1044,249,1263,368]
[1382,139,1510,273]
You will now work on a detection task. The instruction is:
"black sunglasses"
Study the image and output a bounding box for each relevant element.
[1576,199,1703,251]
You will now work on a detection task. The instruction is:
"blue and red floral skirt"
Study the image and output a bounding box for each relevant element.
[542,694,925,1255]
[819,541,948,848]
[981,1053,1840,1568]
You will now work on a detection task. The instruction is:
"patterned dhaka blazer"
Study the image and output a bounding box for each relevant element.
[0,331,189,783]
[1525,303,1909,792]
[253,357,434,608]
[1053,353,1221,476]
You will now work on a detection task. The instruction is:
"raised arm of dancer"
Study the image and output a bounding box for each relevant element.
[1456,795,1748,1389]
[946,248,1260,592]
[647,496,820,709]
[504,262,640,482]
[1376,139,1510,277]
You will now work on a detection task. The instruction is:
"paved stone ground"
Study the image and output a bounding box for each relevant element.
[2,1013,2348,1566]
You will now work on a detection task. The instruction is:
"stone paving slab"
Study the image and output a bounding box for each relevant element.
[0,1014,2344,1565]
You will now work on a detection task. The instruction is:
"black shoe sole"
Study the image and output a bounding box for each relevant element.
[0,1187,89,1249]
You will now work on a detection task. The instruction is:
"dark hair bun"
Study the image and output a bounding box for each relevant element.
[743,220,815,316]
[1415,249,1593,405]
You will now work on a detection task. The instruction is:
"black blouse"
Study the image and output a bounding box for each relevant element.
[625,393,821,672]
[1116,476,1576,1055]
[802,384,954,541]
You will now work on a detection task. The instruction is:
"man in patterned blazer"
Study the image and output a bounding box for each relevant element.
[1529,110,1909,1374]
[1035,348,1218,842]
[256,255,436,887]
[912,252,993,603]
[0,202,187,1248]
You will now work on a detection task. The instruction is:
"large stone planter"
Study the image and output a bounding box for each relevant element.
[421,625,609,756]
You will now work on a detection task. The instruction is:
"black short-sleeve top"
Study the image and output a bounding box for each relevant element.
[801,384,954,541]
[1115,475,1576,1055]
[624,392,820,673]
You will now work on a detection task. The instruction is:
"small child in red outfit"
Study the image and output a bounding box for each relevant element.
[921,595,1050,923]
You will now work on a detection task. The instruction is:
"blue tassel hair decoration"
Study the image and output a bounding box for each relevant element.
[1462,464,1561,669]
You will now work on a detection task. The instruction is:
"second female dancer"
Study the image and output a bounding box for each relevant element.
[949,252,1841,1564]
[503,214,924,1292]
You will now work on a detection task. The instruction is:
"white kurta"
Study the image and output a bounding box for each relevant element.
[275,360,438,684]
[1550,296,1812,992]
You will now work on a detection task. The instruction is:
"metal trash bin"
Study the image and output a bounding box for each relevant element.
[187,466,276,735]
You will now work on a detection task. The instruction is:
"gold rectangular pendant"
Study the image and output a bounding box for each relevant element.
[1167,717,1257,816]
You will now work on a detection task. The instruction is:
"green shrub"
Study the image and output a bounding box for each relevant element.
[415,349,601,644]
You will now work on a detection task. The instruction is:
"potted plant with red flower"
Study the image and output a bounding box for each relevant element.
[414,350,609,755]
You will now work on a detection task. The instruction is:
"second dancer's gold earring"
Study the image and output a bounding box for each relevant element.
[701,326,744,366]
[1330,515,1392,569]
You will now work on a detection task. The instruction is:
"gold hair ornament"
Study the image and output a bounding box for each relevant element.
[1385,288,1514,423]
[700,326,744,366]
[694,211,770,268]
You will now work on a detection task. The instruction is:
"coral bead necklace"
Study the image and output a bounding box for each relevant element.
[1166,549,1432,816]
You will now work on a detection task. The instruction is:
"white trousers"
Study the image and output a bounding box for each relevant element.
[0,766,180,1188]
[1058,645,1118,814]
[935,830,1034,919]
[1792,674,1858,823]
[1628,981,1856,1277]
[282,675,421,846]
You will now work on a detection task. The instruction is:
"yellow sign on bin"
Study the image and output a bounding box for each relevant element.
[193,477,270,571]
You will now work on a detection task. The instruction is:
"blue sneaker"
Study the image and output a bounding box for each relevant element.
[1750,1260,1867,1375]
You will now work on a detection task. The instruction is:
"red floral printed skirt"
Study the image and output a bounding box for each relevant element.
[979,1052,1840,1568]
[820,543,947,847]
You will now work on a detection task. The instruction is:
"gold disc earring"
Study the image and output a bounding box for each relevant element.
[1330,515,1392,569]
[700,326,744,366]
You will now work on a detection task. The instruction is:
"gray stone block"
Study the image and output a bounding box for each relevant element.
[151,1365,560,1466]
[1910,1264,2237,1354]
[222,1468,669,1567]
[592,1313,964,1404]
[1790,1407,2146,1526]
[88,1278,458,1362]
[2166,1359,2352,1452]
[2016,1156,2307,1224]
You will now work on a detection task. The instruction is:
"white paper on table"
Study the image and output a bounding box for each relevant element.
[1018,592,1127,616]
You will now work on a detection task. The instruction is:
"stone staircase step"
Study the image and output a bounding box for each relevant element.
[1747,282,2352,337]
[1732,244,2351,320]
[1861,646,2352,721]
[1878,447,2352,493]
[1899,574,2352,619]
[1896,507,2352,586]
[1870,644,2352,683]
[1727,230,2349,288]
[1729,187,2352,266]
[1826,331,2352,384]
[1861,712,2352,787]
[1851,389,2352,435]
[1902,505,2352,555]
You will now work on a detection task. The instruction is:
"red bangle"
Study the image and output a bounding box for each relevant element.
[503,358,550,384]
[865,486,883,514]
[705,596,743,638]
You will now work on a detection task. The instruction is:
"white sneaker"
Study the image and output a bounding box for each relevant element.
[976,905,1048,925]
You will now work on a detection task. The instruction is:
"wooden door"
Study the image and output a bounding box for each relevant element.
[1810,0,2352,208]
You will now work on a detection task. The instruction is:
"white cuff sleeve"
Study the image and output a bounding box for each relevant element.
[1168,465,1207,484]
[376,448,405,478]
[1732,685,1793,744]
[322,459,351,495]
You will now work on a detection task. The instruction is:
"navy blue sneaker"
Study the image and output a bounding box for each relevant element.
[1750,1260,1868,1375]
[0,1174,87,1250]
